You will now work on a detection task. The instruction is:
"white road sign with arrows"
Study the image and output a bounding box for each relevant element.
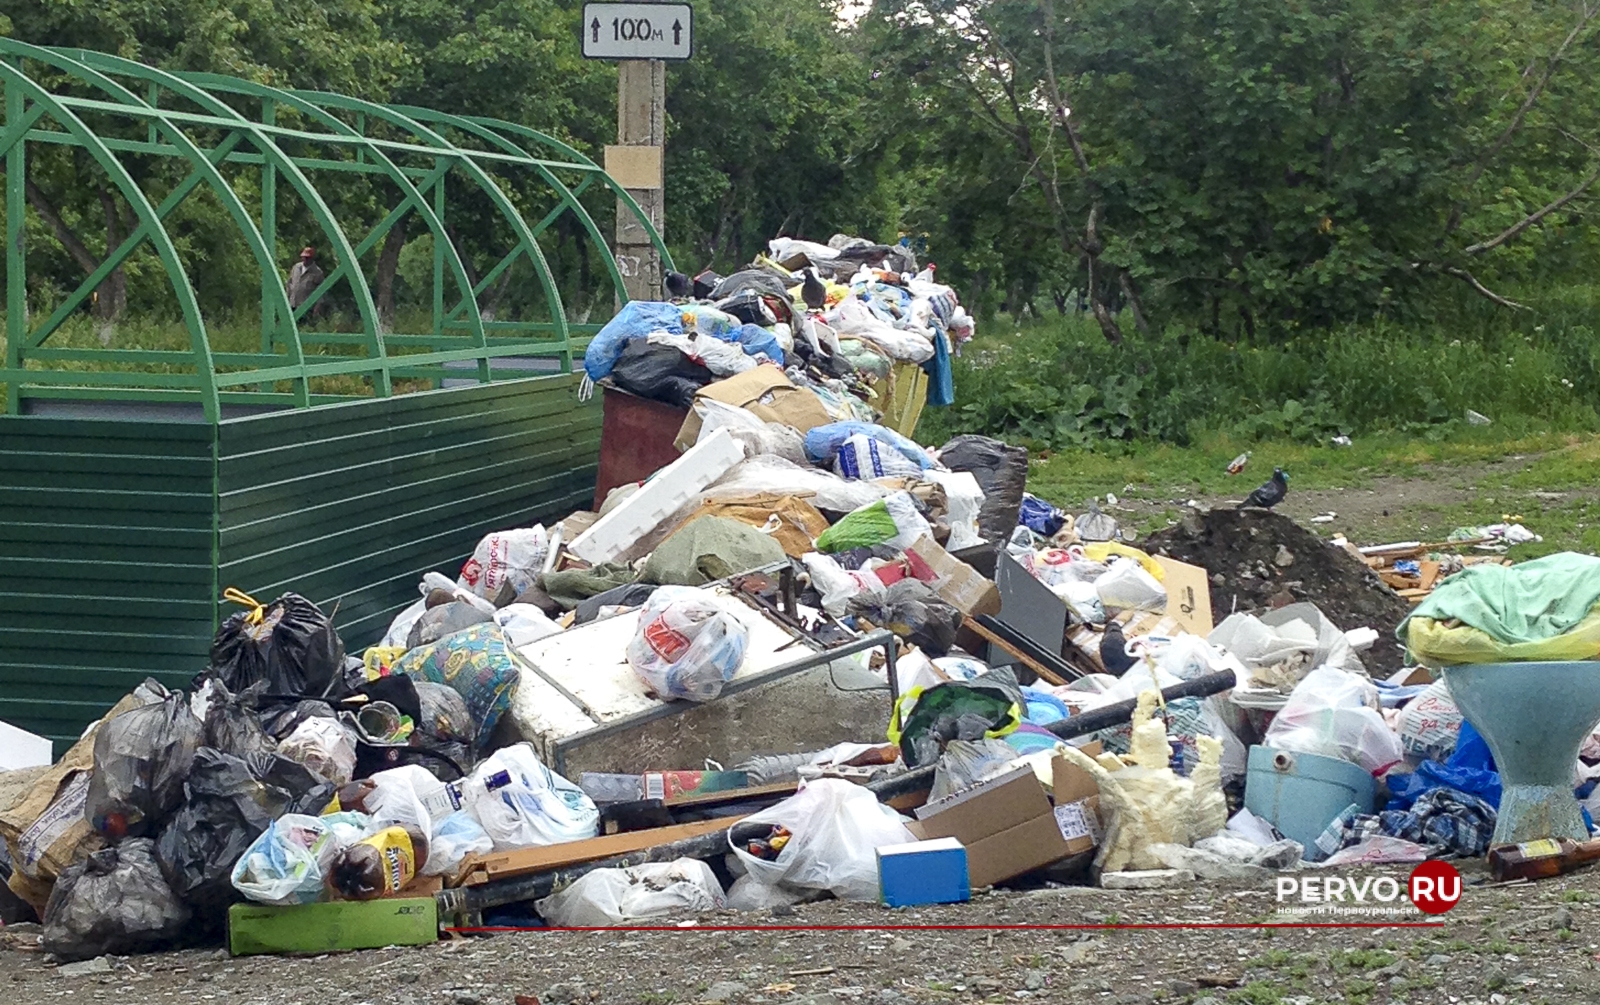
[581,3,694,61]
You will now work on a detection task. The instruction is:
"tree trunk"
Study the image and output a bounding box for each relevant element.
[374,213,409,332]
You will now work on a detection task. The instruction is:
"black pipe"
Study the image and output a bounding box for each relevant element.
[864,668,1237,801]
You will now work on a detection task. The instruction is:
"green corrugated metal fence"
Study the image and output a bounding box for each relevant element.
[0,373,599,753]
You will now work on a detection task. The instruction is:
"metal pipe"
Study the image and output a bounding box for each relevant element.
[865,669,1237,802]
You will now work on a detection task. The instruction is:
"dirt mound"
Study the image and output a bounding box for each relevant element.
[1144,508,1414,673]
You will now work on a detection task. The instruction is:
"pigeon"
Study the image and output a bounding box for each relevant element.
[1239,467,1289,509]
[1099,621,1136,676]
[664,270,693,300]
[800,268,828,311]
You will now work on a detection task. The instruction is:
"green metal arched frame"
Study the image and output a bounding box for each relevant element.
[0,40,673,421]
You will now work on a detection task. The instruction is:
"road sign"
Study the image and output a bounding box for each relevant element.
[582,3,694,61]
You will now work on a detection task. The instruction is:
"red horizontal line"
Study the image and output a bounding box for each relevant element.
[446,922,1447,933]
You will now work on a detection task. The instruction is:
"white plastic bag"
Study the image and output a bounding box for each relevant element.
[464,743,599,851]
[1394,680,1462,761]
[826,297,934,363]
[648,331,756,377]
[729,779,915,901]
[834,433,924,480]
[458,526,550,601]
[695,400,808,464]
[422,811,494,877]
[727,874,813,911]
[495,603,563,648]
[276,717,356,786]
[625,586,749,702]
[801,552,884,616]
[536,858,726,926]
[1094,559,1167,613]
[923,470,985,549]
[356,765,437,837]
[229,811,370,906]
[1263,666,1404,774]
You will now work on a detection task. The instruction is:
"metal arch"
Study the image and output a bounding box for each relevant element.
[465,115,676,281]
[394,105,630,311]
[40,47,312,406]
[291,92,573,363]
[0,55,222,420]
[173,73,492,383]
[0,43,647,416]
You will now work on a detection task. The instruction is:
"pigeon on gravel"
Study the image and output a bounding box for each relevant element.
[1239,467,1289,509]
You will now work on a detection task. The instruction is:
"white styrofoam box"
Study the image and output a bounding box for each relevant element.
[508,586,816,754]
[0,718,53,770]
[568,427,744,565]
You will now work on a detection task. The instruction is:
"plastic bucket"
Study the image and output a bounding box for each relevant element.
[1243,744,1375,851]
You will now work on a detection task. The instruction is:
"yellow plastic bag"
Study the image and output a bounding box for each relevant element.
[362,646,408,680]
[1406,606,1600,666]
[1082,542,1165,581]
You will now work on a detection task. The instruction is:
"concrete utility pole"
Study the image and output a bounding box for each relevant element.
[612,59,665,302]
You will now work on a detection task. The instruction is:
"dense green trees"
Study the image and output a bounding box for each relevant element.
[4,0,1599,337]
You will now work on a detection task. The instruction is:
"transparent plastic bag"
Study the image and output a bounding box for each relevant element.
[928,738,1018,801]
[85,691,204,839]
[1263,666,1405,774]
[464,743,599,851]
[229,811,370,906]
[801,552,884,616]
[458,526,550,602]
[43,838,188,961]
[422,811,493,877]
[728,779,915,901]
[536,858,725,926]
[1094,559,1167,613]
[277,716,357,785]
[626,586,749,702]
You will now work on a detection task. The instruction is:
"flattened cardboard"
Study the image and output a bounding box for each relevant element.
[1154,556,1214,635]
[1050,754,1104,856]
[674,367,833,450]
[455,816,739,886]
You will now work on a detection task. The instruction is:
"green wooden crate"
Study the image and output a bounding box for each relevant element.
[0,373,600,752]
[228,898,439,956]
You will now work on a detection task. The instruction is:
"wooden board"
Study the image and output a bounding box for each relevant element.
[228,899,437,956]
[456,816,741,886]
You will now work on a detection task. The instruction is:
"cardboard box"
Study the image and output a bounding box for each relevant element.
[228,898,437,956]
[877,837,970,908]
[907,766,1073,887]
[905,536,1002,618]
[1051,755,1104,856]
[674,367,834,450]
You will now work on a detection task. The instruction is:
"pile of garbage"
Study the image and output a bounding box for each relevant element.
[1341,521,1538,606]
[589,234,973,432]
[6,259,1600,954]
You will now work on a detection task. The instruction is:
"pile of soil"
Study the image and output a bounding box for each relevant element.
[1144,507,1414,673]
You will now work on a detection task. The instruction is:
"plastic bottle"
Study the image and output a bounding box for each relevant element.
[327,825,427,900]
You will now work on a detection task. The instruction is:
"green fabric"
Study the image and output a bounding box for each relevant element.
[639,515,786,586]
[539,563,638,610]
[815,499,897,553]
[1398,552,1600,644]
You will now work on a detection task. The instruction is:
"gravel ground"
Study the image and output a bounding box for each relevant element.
[6,859,1599,1005]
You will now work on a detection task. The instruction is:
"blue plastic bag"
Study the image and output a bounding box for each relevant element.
[1019,493,1065,536]
[732,323,786,364]
[584,301,684,381]
[802,421,933,470]
[1386,722,1503,811]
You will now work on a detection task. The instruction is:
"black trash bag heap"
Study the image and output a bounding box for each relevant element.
[210,590,345,697]
[153,748,334,920]
[42,839,189,962]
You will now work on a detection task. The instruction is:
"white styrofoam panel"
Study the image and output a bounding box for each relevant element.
[568,427,743,565]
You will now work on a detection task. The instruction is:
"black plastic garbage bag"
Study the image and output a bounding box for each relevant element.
[200,680,275,758]
[153,749,332,916]
[716,289,778,326]
[210,592,345,697]
[848,579,963,657]
[892,667,1025,768]
[710,268,793,303]
[43,838,189,961]
[258,699,337,740]
[938,435,1029,546]
[609,340,714,409]
[85,691,203,839]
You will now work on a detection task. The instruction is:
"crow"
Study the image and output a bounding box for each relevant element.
[1239,467,1289,509]
[1099,621,1137,676]
[665,270,693,300]
[800,268,828,311]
